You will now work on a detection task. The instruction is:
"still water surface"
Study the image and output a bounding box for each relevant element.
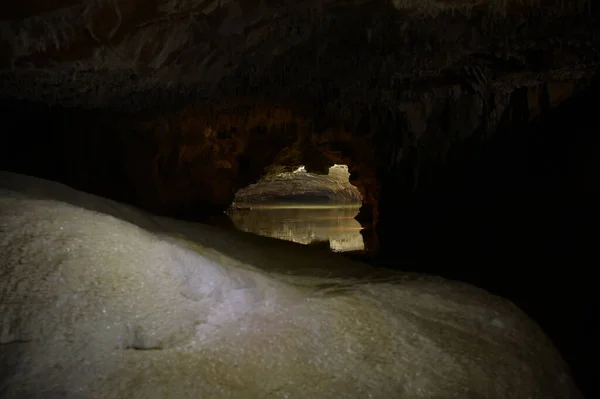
[227,203,365,252]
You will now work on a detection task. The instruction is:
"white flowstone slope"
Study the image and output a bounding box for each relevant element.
[0,171,582,399]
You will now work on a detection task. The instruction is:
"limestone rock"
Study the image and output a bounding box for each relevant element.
[0,171,583,398]
[233,165,363,205]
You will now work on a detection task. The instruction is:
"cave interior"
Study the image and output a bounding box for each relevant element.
[1,0,599,397]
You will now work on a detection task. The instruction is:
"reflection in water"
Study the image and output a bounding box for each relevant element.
[227,203,365,252]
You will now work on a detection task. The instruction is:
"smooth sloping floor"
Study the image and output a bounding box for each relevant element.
[0,171,582,399]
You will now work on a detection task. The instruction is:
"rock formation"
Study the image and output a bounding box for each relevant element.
[0,171,583,399]
[233,164,363,205]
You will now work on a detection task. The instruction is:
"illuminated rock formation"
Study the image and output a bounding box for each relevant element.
[233,164,363,205]
[0,172,583,398]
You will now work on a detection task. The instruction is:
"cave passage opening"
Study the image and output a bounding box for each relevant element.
[226,164,366,252]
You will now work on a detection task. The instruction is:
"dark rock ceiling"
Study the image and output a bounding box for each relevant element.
[1,0,598,222]
[0,0,598,228]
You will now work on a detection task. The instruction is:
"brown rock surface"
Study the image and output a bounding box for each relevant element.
[1,1,598,223]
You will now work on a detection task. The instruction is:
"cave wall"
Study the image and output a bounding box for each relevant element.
[1,77,595,238]
[371,75,599,292]
[1,99,289,219]
[1,0,598,227]
[371,75,600,398]
[0,98,378,222]
[374,78,597,264]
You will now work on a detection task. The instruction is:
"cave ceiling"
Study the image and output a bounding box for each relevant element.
[1,1,598,223]
[1,0,598,110]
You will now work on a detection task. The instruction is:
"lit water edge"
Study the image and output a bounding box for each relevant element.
[230,202,363,210]
[227,203,365,252]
